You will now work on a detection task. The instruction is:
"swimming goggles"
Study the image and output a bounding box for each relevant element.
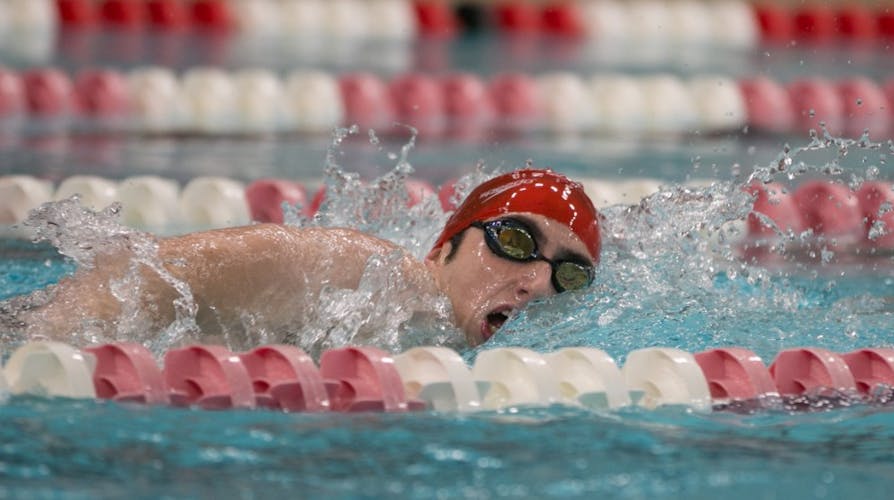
[470,218,595,293]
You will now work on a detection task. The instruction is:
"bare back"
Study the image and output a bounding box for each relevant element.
[17,223,442,348]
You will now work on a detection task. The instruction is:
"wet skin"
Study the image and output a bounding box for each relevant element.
[425,212,596,346]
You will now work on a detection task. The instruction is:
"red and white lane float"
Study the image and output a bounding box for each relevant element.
[744,180,894,253]
[1,66,892,138]
[6,174,894,251]
[3,0,894,67]
[4,340,894,413]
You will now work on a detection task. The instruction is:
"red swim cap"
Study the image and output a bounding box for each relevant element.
[433,169,601,261]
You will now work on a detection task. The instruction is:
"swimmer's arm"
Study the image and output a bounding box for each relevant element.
[24,224,387,340]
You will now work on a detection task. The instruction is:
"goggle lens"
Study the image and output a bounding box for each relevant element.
[496,226,536,260]
[554,261,592,292]
[478,219,595,293]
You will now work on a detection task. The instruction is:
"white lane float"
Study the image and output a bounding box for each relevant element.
[127,67,184,133]
[622,347,713,411]
[180,68,239,134]
[118,175,182,231]
[394,346,485,412]
[472,347,562,410]
[0,175,53,225]
[179,176,250,229]
[55,175,119,211]
[4,341,96,399]
[544,347,631,409]
[232,69,286,134]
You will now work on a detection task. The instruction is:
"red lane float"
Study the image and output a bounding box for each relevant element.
[495,1,541,34]
[86,343,168,404]
[793,4,837,42]
[856,182,894,248]
[838,77,891,138]
[240,345,329,411]
[753,3,794,43]
[792,180,863,243]
[0,70,26,117]
[413,0,457,37]
[541,1,585,38]
[695,348,778,400]
[442,73,494,139]
[841,349,894,394]
[245,179,309,223]
[73,68,131,118]
[146,0,191,30]
[164,345,256,410]
[744,182,805,237]
[787,78,844,135]
[389,73,445,137]
[319,346,422,412]
[339,73,396,132]
[191,0,233,32]
[23,68,75,117]
[100,0,145,28]
[739,76,795,134]
[56,0,98,27]
[836,5,878,42]
[769,348,856,395]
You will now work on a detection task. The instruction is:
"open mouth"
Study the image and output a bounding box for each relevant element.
[483,308,513,341]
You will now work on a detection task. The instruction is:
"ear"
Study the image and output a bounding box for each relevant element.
[425,242,450,265]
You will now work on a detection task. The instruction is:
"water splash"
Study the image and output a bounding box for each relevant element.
[3,197,200,354]
[477,134,894,363]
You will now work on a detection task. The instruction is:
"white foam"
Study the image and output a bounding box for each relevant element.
[708,1,759,48]
[537,73,597,134]
[284,71,344,133]
[639,75,698,135]
[55,175,120,211]
[0,175,53,224]
[180,177,249,229]
[118,176,181,232]
[127,67,184,133]
[687,76,747,132]
[589,74,647,135]
[233,69,286,134]
[181,68,238,134]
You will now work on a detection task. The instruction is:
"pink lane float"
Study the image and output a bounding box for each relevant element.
[743,180,894,253]
[3,340,894,413]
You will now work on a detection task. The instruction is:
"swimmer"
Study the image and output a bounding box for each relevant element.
[10,169,600,348]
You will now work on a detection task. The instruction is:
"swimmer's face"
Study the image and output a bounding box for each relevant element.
[426,213,596,347]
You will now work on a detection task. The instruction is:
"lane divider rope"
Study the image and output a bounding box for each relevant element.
[0,67,892,137]
[2,340,892,412]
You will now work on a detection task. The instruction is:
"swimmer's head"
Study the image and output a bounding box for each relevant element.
[433,169,601,261]
[426,168,601,346]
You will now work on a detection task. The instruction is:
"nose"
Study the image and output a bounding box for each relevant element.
[514,260,554,301]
